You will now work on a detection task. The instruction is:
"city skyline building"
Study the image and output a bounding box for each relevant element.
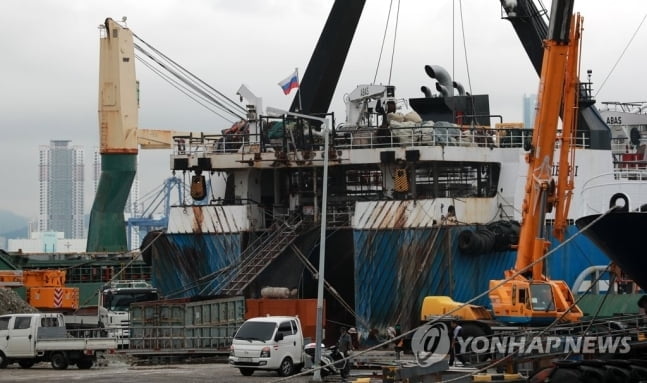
[38,140,85,239]
[523,94,538,129]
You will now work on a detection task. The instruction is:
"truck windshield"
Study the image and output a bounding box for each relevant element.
[103,291,160,311]
[234,321,276,341]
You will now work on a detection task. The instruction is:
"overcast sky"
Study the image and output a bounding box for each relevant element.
[1,0,645,220]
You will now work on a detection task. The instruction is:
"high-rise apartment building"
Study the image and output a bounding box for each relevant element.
[39,140,85,239]
[523,94,538,129]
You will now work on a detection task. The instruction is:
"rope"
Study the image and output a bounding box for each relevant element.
[387,0,401,85]
[133,44,243,122]
[595,13,647,97]
[457,0,477,122]
[135,53,238,124]
[132,33,247,116]
[372,0,394,84]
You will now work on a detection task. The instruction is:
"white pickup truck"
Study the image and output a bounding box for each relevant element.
[0,312,118,369]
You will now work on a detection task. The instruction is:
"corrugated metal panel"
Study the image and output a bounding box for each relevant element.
[353,199,499,229]
[167,205,264,234]
[151,232,242,298]
[352,224,612,333]
[353,226,515,332]
[129,296,245,351]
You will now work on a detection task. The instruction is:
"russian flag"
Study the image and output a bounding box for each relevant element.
[278,70,299,95]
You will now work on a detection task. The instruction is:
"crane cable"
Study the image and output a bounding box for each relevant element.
[372,0,394,84]
[387,0,401,85]
[132,33,246,121]
[134,52,239,124]
[133,43,244,121]
[132,33,246,116]
[455,0,477,126]
[595,13,647,97]
[372,0,400,85]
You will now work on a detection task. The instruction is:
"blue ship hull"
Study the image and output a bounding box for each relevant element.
[353,225,610,332]
[148,224,610,332]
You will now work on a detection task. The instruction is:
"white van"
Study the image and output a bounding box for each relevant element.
[229,316,305,376]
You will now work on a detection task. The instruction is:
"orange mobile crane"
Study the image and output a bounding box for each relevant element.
[488,0,583,325]
[0,270,79,311]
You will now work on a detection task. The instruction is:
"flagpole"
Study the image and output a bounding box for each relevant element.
[296,67,303,112]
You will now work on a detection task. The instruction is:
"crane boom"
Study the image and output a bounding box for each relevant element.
[489,0,583,325]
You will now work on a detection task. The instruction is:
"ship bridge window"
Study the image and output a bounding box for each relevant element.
[344,167,383,198]
[414,162,500,198]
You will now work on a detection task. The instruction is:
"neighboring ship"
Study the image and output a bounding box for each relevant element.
[577,101,647,290]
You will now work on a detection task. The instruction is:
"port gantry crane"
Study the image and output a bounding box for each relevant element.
[489,0,584,325]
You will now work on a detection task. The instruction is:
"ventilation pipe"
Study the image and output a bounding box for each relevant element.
[420,86,432,98]
[453,81,466,96]
[425,65,454,97]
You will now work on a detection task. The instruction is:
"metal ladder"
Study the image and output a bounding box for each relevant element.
[212,218,304,296]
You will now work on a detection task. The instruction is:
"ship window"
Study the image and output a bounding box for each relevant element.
[414,162,500,198]
[344,167,383,197]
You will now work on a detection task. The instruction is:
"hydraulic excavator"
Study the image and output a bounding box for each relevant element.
[488,0,583,325]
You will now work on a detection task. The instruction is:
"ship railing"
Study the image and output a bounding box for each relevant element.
[332,125,534,150]
[613,160,647,180]
[171,125,601,157]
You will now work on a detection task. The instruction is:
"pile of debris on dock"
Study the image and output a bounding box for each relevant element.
[0,287,38,315]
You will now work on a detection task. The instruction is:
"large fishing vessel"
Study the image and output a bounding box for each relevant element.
[92,1,641,336]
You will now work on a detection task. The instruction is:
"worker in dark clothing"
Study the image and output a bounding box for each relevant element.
[393,324,404,360]
[449,320,468,366]
[337,326,353,380]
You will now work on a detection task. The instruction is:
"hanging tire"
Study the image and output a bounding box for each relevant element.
[239,368,254,376]
[277,357,294,376]
[51,352,69,370]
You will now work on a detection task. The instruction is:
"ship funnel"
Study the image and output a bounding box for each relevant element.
[420,86,432,98]
[425,65,454,97]
[453,81,466,96]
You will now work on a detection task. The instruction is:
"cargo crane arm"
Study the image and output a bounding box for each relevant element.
[500,0,611,150]
[489,0,583,325]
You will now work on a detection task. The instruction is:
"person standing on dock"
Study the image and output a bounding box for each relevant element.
[337,326,353,380]
[449,320,467,366]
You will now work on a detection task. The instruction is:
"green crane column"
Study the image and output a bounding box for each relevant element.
[86,154,136,252]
